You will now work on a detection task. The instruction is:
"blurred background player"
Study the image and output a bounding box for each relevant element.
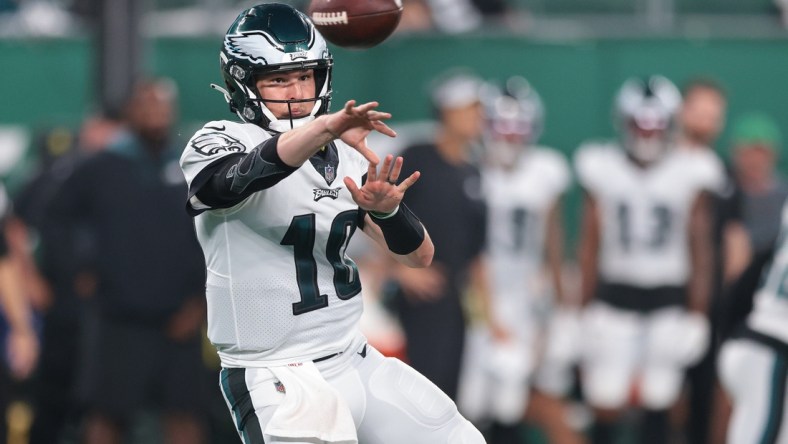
[388,69,506,402]
[678,77,752,444]
[717,198,788,444]
[729,112,788,257]
[574,75,723,444]
[679,78,727,152]
[679,78,751,289]
[457,76,581,444]
[43,78,209,444]
[10,115,123,444]
[0,180,38,444]
[716,112,788,348]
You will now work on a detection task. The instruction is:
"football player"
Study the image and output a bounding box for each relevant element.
[718,200,788,444]
[678,78,751,444]
[574,75,724,444]
[457,77,580,442]
[0,182,38,442]
[179,4,484,444]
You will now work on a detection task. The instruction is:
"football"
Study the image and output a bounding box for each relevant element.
[308,0,403,49]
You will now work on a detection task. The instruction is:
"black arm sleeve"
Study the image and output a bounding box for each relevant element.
[194,134,298,210]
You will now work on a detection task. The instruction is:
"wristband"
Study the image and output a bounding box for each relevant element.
[368,206,399,220]
[369,203,425,255]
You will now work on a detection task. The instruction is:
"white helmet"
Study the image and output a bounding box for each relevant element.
[615,76,681,163]
[481,76,544,167]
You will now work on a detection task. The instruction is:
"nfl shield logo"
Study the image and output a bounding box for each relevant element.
[324,165,336,185]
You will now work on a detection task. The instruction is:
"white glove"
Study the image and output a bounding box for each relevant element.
[647,309,710,367]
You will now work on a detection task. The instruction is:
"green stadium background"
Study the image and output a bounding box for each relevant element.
[3,34,788,246]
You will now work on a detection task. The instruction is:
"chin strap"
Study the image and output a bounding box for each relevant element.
[264,97,323,133]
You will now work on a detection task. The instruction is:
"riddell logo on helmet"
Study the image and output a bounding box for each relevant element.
[288,51,308,61]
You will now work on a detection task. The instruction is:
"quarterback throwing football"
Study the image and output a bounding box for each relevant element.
[179,3,485,444]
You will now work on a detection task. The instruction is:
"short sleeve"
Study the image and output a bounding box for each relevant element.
[692,151,725,194]
[180,121,260,211]
[180,121,254,186]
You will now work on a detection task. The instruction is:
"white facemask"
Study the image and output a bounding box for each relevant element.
[630,137,666,163]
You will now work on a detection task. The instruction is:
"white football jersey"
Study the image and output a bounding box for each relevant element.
[575,143,723,287]
[181,120,368,367]
[482,147,570,300]
[747,200,788,344]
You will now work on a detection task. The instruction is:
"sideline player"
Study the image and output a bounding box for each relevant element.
[718,200,788,444]
[457,77,578,442]
[179,4,485,444]
[574,75,723,444]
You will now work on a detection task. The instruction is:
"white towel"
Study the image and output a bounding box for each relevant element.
[265,361,357,443]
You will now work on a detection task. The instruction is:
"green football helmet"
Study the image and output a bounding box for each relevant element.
[217,3,333,132]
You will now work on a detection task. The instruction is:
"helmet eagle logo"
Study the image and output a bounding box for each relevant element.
[225,31,284,65]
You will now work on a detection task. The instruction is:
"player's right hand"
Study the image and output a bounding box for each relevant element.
[325,100,397,165]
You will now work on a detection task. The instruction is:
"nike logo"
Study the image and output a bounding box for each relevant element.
[206,124,226,131]
[357,344,367,358]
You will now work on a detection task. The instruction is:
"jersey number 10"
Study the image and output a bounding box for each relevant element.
[281,210,362,315]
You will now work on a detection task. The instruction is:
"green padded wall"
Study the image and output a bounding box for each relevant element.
[3,34,788,245]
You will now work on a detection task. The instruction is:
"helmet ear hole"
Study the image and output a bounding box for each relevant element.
[242,106,257,121]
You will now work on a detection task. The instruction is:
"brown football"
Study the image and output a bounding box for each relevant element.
[308,0,403,49]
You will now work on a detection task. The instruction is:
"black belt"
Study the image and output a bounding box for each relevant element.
[596,282,686,313]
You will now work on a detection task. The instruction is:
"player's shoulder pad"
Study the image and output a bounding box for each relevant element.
[677,148,725,193]
[182,120,256,161]
[530,145,572,191]
[573,140,619,189]
[531,145,570,172]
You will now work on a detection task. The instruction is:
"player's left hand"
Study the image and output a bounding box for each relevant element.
[344,154,420,213]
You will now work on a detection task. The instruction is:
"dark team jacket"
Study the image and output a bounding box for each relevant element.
[397,142,487,300]
[41,133,205,325]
